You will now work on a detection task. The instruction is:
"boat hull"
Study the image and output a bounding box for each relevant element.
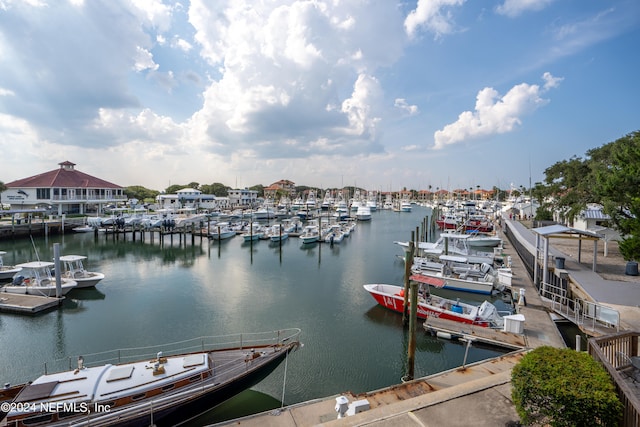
[72,272,105,289]
[4,332,301,427]
[1,282,77,296]
[363,284,489,326]
[0,267,22,281]
[411,272,494,295]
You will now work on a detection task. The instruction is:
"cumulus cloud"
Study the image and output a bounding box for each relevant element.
[495,0,554,18]
[433,73,561,149]
[405,0,466,39]
[188,1,404,157]
[394,98,419,115]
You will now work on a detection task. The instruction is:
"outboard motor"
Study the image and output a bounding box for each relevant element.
[477,301,502,327]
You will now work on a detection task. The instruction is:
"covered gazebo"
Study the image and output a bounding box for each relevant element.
[532,224,601,285]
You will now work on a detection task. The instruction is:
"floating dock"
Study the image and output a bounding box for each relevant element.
[423,316,527,350]
[0,293,63,314]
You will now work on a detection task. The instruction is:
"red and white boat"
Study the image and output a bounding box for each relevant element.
[363,283,508,328]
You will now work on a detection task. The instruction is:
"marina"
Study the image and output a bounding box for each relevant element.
[0,206,514,425]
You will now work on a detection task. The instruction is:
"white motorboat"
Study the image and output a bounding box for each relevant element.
[299,225,320,244]
[2,261,77,296]
[58,255,105,288]
[466,235,503,248]
[395,232,495,265]
[266,224,289,242]
[0,251,22,281]
[410,255,503,295]
[240,223,265,241]
[72,225,95,233]
[209,222,236,240]
[324,224,345,244]
[355,205,372,221]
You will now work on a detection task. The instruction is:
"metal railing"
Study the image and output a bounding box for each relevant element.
[588,331,640,427]
[43,328,302,375]
[540,281,620,332]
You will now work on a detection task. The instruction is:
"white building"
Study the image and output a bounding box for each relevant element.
[228,188,258,207]
[1,161,125,215]
[155,188,230,211]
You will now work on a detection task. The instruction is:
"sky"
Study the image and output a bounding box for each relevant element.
[0,0,638,193]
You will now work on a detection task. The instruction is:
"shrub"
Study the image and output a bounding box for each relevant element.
[511,346,622,426]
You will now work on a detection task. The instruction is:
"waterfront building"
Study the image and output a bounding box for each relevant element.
[263,180,296,200]
[155,188,230,211]
[1,161,125,216]
[228,188,259,208]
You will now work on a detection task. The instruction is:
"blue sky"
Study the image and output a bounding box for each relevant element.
[0,0,638,193]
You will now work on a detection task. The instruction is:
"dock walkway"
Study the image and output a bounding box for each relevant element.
[0,293,63,314]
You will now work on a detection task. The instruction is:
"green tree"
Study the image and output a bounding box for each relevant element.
[0,181,6,209]
[124,186,160,203]
[201,183,229,196]
[589,131,640,260]
[165,184,188,194]
[512,346,622,426]
[543,155,597,224]
[249,184,264,197]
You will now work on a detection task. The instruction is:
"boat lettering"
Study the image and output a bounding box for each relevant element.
[383,296,396,310]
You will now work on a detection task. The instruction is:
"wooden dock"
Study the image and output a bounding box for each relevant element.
[0,293,63,314]
[422,316,527,350]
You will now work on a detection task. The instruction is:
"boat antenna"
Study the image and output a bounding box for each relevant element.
[30,235,41,262]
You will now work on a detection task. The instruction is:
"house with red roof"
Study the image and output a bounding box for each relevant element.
[1,161,125,215]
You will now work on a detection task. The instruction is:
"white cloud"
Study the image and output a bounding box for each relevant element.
[433,73,561,149]
[187,1,404,157]
[495,0,554,18]
[173,37,193,52]
[341,74,382,137]
[405,0,466,39]
[133,46,158,72]
[394,98,419,115]
[542,72,563,90]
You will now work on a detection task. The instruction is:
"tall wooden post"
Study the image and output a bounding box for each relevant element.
[402,232,415,325]
[406,278,417,381]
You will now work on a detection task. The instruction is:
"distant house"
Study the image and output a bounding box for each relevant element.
[1,161,125,215]
[227,188,258,207]
[264,180,296,199]
[572,205,621,242]
[155,188,230,211]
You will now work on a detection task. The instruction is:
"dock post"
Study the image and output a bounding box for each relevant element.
[406,278,417,381]
[402,233,414,325]
[53,243,62,298]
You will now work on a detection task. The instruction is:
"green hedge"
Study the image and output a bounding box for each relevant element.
[511,346,622,426]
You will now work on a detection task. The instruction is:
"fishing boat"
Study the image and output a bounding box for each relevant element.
[208,222,236,240]
[58,255,105,288]
[2,261,77,296]
[0,251,22,281]
[410,255,504,295]
[299,224,320,244]
[363,283,510,328]
[0,328,302,427]
[240,223,265,242]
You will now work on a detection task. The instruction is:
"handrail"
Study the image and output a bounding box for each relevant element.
[540,282,619,331]
[43,328,301,375]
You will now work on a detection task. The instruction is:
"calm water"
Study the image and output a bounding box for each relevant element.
[0,207,508,424]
